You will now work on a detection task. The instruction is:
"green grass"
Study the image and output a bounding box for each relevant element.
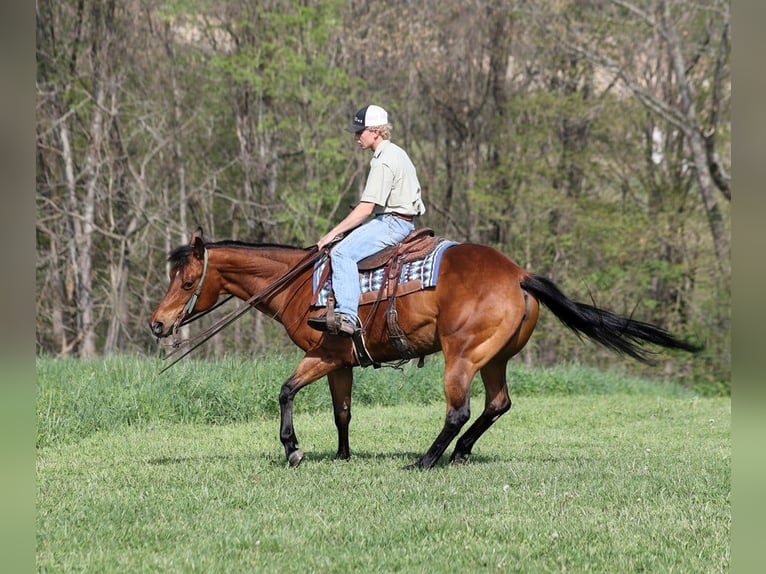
[36,356,730,572]
[36,355,695,449]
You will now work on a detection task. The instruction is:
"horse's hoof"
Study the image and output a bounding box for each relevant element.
[402,461,424,471]
[288,449,304,467]
[450,452,470,465]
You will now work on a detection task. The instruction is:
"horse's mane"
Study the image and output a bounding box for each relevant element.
[213,239,307,251]
[167,240,309,265]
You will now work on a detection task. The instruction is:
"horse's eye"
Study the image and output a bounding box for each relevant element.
[182,280,194,290]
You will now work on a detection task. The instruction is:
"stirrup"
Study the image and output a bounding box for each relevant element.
[351,329,380,369]
[307,313,359,337]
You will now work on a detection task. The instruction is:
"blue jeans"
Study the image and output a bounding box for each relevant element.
[330,214,414,323]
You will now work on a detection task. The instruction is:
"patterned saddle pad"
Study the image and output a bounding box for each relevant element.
[312,240,458,308]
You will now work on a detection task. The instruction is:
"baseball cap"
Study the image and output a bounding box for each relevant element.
[346,104,388,133]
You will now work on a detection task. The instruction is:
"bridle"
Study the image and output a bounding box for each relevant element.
[181,245,209,319]
[161,244,323,373]
[171,245,224,336]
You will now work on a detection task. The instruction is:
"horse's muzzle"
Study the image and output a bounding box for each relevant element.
[150,320,166,337]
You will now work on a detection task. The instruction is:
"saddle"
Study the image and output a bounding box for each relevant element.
[370,227,442,366]
[319,227,444,368]
[357,227,437,271]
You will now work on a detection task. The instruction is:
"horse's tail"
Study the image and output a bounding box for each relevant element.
[520,274,702,364]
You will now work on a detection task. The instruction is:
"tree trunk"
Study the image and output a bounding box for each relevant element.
[164,22,189,241]
[660,0,729,272]
[75,0,118,357]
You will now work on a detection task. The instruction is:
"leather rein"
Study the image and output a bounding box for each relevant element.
[160,245,322,373]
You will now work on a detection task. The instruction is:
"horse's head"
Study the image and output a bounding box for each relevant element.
[149,227,221,338]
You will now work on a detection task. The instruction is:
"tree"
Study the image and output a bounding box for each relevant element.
[37,0,122,357]
[558,0,730,272]
[35,0,729,388]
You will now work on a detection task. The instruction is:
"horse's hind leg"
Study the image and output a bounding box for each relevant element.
[406,357,475,470]
[327,367,353,460]
[450,357,512,464]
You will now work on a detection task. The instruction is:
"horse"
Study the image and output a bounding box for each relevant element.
[149,227,701,469]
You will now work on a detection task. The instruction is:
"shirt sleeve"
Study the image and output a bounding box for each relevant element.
[359,161,394,208]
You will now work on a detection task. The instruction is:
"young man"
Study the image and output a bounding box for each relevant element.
[308,104,426,336]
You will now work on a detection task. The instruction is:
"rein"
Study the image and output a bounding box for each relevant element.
[160,245,322,374]
[179,295,234,327]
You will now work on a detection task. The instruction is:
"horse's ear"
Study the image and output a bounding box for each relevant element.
[189,226,204,245]
[192,235,205,260]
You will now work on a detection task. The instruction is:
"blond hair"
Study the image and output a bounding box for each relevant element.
[370,124,391,140]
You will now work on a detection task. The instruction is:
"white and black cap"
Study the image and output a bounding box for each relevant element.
[346,104,388,133]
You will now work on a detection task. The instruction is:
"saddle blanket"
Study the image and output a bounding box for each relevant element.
[312,240,459,308]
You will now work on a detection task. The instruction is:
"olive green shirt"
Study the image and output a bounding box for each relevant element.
[360,140,425,217]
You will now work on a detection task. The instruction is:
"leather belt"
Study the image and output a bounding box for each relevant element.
[390,212,414,222]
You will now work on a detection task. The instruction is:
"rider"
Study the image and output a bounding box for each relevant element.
[308,104,426,336]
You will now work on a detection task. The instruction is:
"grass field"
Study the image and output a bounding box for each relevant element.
[37,356,730,572]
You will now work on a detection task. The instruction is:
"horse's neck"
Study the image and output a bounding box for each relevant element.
[211,245,306,301]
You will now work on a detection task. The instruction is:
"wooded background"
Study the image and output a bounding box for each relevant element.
[35,0,730,391]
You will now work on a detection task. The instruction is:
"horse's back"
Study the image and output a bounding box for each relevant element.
[438,242,528,284]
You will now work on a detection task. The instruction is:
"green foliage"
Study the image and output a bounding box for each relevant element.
[506,362,695,397]
[37,355,709,450]
[35,0,729,391]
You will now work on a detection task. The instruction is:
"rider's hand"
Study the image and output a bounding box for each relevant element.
[316,233,336,251]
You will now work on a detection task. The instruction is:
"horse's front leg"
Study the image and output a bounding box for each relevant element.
[327,367,353,460]
[278,354,340,467]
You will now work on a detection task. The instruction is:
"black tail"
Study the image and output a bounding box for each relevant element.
[520,274,702,364]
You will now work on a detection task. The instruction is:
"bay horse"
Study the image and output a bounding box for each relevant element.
[149,227,701,469]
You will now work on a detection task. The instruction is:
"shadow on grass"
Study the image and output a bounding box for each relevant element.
[145,450,500,468]
[265,449,500,468]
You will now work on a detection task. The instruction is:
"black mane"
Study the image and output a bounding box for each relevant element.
[167,240,309,265]
[167,245,193,267]
[213,239,307,251]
